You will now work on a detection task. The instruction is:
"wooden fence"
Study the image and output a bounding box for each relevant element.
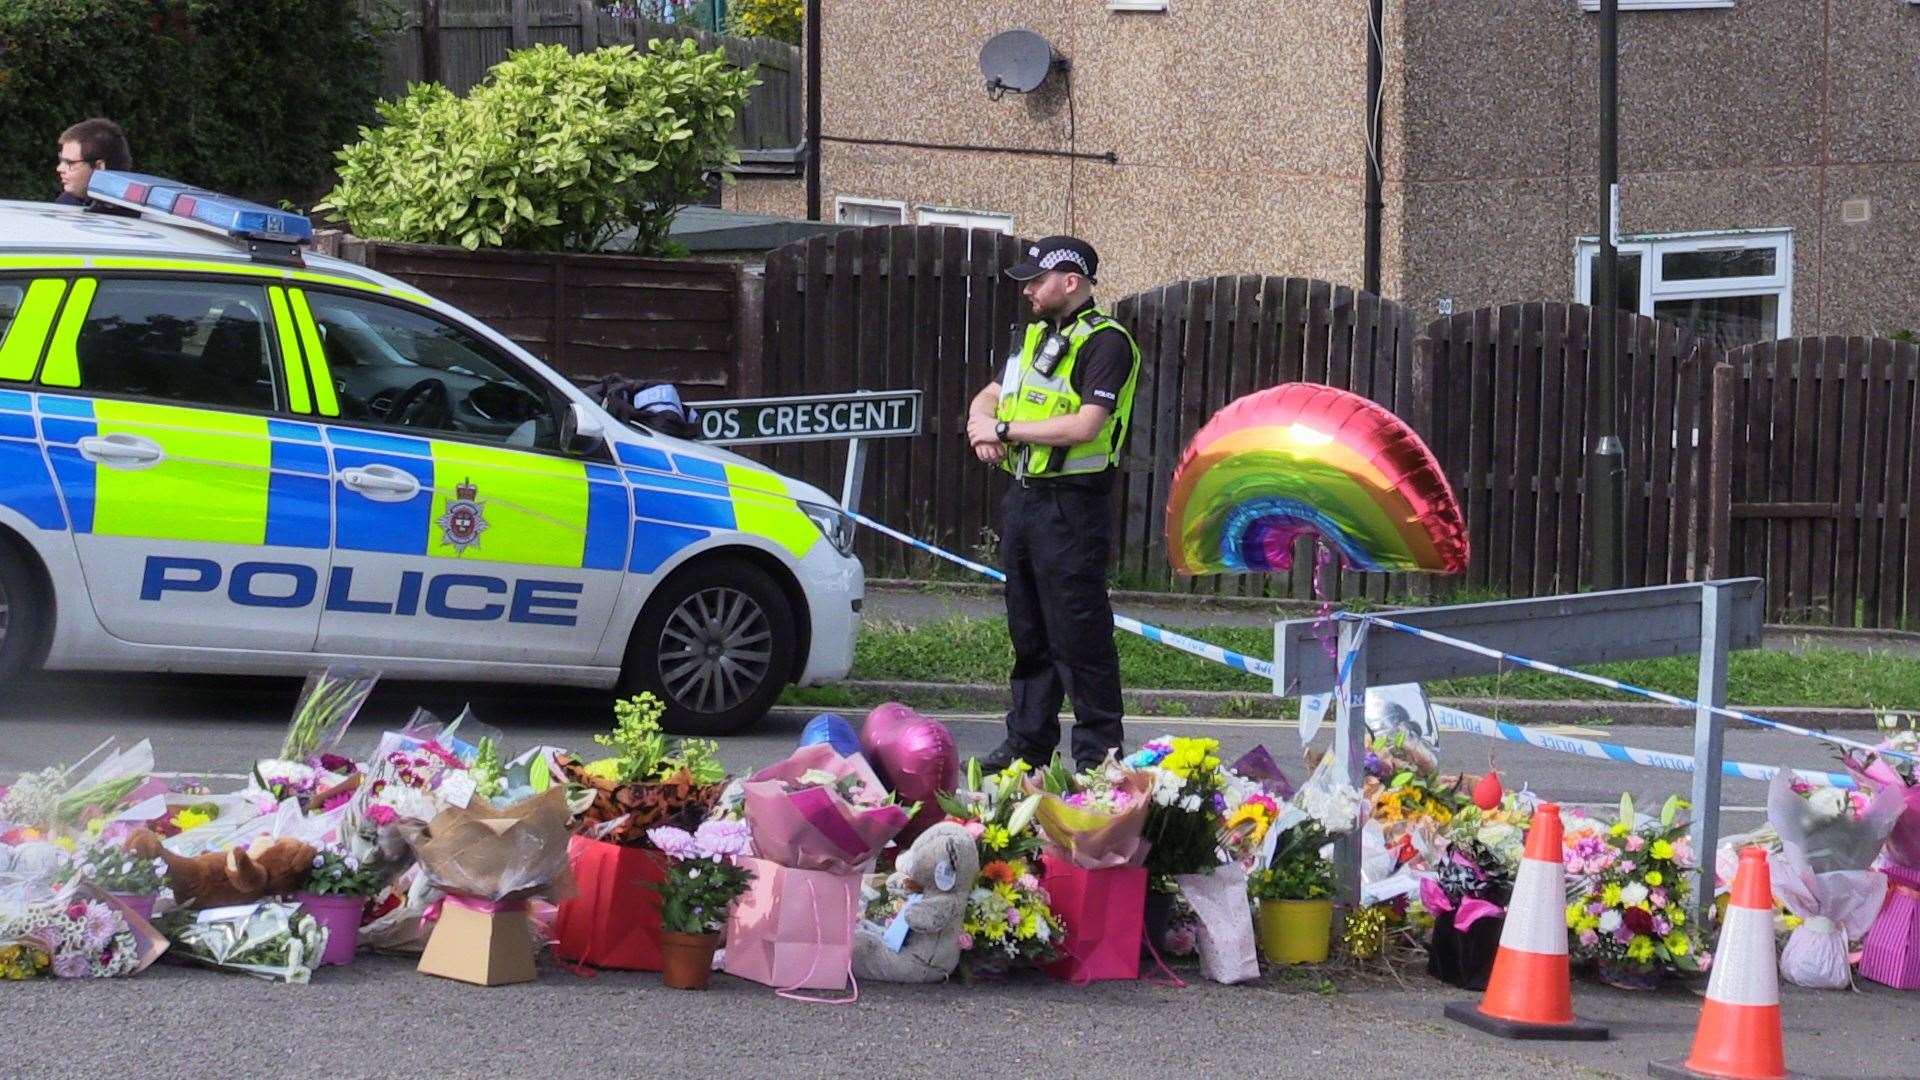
[373,0,802,151]
[1716,337,1920,629]
[1114,277,1424,602]
[1422,304,1718,600]
[330,236,743,392]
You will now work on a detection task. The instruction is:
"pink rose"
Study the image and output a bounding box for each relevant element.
[1625,835,1646,852]
[964,821,986,840]
[958,932,973,951]
[1018,874,1039,890]
[367,804,397,827]
[1578,929,1600,948]
[1650,888,1669,908]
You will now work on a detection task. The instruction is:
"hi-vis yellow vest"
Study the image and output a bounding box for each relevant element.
[995,307,1140,478]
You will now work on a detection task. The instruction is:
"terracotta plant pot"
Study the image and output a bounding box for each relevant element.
[659,930,720,990]
[1257,898,1333,965]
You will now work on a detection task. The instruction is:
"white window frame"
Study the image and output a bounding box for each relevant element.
[834,196,907,227]
[1579,1,1735,10]
[915,206,1015,234]
[1575,228,1793,339]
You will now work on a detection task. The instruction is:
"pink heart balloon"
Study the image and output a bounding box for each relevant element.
[860,704,959,846]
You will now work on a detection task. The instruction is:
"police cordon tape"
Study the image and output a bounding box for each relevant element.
[1343,612,1916,764]
[1428,704,1857,790]
[849,511,1276,680]
[848,512,1891,781]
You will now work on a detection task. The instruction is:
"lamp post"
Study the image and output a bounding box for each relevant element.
[1588,0,1625,590]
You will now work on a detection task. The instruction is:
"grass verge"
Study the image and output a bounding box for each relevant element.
[820,617,1920,710]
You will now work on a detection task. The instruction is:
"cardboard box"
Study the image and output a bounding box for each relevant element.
[417,900,538,986]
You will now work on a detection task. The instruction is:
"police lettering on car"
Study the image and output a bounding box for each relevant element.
[0,173,865,734]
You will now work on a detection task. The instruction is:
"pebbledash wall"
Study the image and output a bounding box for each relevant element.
[723,0,1920,341]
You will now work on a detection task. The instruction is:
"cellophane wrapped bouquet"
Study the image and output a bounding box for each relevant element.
[925,759,1062,973]
[1563,795,1710,981]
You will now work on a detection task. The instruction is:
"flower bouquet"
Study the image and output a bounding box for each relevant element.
[1126,736,1232,892]
[1841,713,1920,988]
[1564,795,1710,988]
[0,884,168,980]
[646,821,755,989]
[0,739,155,842]
[403,788,577,985]
[1025,763,1153,982]
[935,759,1062,975]
[156,901,326,983]
[723,744,910,992]
[1419,798,1530,989]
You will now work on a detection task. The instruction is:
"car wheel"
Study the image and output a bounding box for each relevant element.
[0,541,48,682]
[623,558,796,736]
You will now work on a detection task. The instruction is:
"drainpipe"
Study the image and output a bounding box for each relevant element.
[805,0,822,221]
[1362,0,1384,296]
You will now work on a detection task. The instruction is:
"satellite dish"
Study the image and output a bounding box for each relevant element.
[979,29,1058,98]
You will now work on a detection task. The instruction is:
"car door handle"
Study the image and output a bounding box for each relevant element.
[76,434,165,468]
[339,464,421,502]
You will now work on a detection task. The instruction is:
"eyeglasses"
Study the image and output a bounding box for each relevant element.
[56,156,89,168]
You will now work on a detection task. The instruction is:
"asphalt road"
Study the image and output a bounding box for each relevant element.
[0,672,1910,1079]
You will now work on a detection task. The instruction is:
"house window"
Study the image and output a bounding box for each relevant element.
[916,207,1015,234]
[834,197,906,227]
[1576,230,1792,349]
[1578,1,1735,10]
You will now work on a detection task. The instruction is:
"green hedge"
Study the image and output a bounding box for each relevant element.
[0,0,389,203]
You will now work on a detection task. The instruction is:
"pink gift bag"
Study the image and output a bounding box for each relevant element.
[722,856,859,992]
[1859,865,1920,990]
[1041,853,1147,984]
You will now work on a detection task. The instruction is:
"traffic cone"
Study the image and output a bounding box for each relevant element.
[1650,847,1802,1079]
[1444,802,1609,1040]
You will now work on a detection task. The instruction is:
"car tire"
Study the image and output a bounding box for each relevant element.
[621,558,797,736]
[0,540,48,683]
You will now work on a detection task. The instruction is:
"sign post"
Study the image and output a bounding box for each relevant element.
[686,390,923,516]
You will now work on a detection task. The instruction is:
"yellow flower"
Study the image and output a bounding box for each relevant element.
[1602,883,1624,907]
[1566,903,1584,928]
[1609,822,1630,838]
[1627,935,1656,962]
[1650,839,1675,860]
[1665,932,1691,956]
[170,807,214,832]
[1670,909,1686,927]
[1578,916,1600,933]
[983,825,1012,850]
[1645,871,1664,887]
[1781,914,1803,930]
[52,836,75,852]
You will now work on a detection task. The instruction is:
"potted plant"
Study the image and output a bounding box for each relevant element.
[1248,821,1335,965]
[645,820,755,990]
[294,848,384,966]
[67,842,168,922]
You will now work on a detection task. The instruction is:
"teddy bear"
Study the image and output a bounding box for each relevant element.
[126,829,317,908]
[852,821,980,983]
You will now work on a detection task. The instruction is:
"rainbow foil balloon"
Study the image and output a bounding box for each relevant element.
[1166,383,1468,576]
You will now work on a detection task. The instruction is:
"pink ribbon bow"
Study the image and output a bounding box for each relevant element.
[1420,877,1503,931]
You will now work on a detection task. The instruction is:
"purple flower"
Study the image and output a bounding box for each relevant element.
[81,904,121,952]
[1650,888,1670,908]
[694,819,751,859]
[51,951,90,978]
[1653,917,1672,936]
[647,826,700,860]
[1578,929,1600,948]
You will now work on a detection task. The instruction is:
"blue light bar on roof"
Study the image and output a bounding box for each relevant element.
[86,171,313,244]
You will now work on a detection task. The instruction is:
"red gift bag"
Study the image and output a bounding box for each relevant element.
[1041,853,1147,983]
[551,835,668,971]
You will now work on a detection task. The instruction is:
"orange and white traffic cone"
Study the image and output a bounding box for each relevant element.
[1650,847,1801,1079]
[1445,802,1609,1040]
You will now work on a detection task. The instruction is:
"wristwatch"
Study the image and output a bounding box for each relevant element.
[995,420,1011,443]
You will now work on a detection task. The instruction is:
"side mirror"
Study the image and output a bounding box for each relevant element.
[561,401,606,457]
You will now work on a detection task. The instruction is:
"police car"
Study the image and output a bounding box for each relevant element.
[0,174,862,734]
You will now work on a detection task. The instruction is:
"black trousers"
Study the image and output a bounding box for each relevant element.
[1000,478,1124,768]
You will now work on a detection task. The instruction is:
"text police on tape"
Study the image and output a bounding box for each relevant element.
[688,391,922,446]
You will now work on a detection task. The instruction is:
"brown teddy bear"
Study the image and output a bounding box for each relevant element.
[126,829,317,907]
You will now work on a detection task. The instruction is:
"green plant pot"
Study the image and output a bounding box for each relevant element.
[1257,898,1333,965]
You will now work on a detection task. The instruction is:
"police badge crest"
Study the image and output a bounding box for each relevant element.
[437,477,488,554]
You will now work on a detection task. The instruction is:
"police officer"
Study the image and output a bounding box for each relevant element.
[965,236,1141,773]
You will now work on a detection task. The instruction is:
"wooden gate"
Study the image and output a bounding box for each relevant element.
[1422,304,1718,598]
[1716,337,1920,628]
